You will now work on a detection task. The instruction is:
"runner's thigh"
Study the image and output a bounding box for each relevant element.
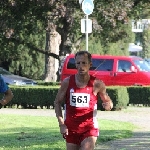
[80,136,97,150]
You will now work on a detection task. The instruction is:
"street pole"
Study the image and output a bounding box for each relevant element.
[86,14,88,51]
[81,0,94,51]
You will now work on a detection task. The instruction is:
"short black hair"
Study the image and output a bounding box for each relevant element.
[75,51,92,62]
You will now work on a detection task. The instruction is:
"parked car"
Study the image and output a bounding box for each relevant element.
[60,54,150,86]
[0,67,37,85]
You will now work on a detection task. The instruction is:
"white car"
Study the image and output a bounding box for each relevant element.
[0,67,37,85]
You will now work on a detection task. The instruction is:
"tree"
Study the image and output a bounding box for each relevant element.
[0,0,150,80]
[142,25,150,58]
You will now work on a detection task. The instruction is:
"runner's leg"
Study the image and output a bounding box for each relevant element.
[80,136,97,150]
[66,143,80,150]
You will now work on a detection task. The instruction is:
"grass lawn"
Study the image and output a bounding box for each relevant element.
[0,114,136,150]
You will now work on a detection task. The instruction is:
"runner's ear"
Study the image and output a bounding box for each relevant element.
[90,62,92,67]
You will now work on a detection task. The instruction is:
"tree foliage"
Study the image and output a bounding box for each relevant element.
[142,25,150,58]
[0,0,150,79]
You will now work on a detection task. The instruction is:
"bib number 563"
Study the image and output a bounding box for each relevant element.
[70,93,90,107]
[72,95,87,103]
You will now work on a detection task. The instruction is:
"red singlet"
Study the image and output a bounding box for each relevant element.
[64,75,99,133]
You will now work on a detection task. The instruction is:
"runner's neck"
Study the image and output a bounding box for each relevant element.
[75,74,90,88]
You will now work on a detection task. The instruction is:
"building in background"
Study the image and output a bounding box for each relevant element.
[129,19,150,56]
[132,19,150,33]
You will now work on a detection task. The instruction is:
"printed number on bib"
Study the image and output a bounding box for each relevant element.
[70,93,90,107]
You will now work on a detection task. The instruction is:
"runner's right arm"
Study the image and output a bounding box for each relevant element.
[54,77,69,126]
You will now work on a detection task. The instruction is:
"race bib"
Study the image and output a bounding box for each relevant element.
[70,93,90,107]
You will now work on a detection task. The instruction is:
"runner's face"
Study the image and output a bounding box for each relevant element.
[75,54,91,75]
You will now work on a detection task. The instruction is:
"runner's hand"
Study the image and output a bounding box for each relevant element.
[102,101,113,111]
[59,124,68,139]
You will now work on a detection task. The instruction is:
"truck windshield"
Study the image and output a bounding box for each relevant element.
[133,59,150,72]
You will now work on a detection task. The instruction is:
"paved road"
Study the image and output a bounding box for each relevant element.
[1,107,150,150]
[95,107,150,150]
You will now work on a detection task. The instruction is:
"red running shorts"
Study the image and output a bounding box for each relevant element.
[64,128,99,145]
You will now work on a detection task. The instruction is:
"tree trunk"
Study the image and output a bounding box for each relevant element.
[44,24,61,82]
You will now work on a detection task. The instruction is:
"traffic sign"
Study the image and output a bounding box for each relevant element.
[82,0,94,15]
[81,19,92,33]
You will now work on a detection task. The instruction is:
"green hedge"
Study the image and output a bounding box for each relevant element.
[4,85,129,110]
[6,86,59,109]
[2,85,150,110]
[36,81,60,86]
[127,86,150,106]
[108,86,129,110]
